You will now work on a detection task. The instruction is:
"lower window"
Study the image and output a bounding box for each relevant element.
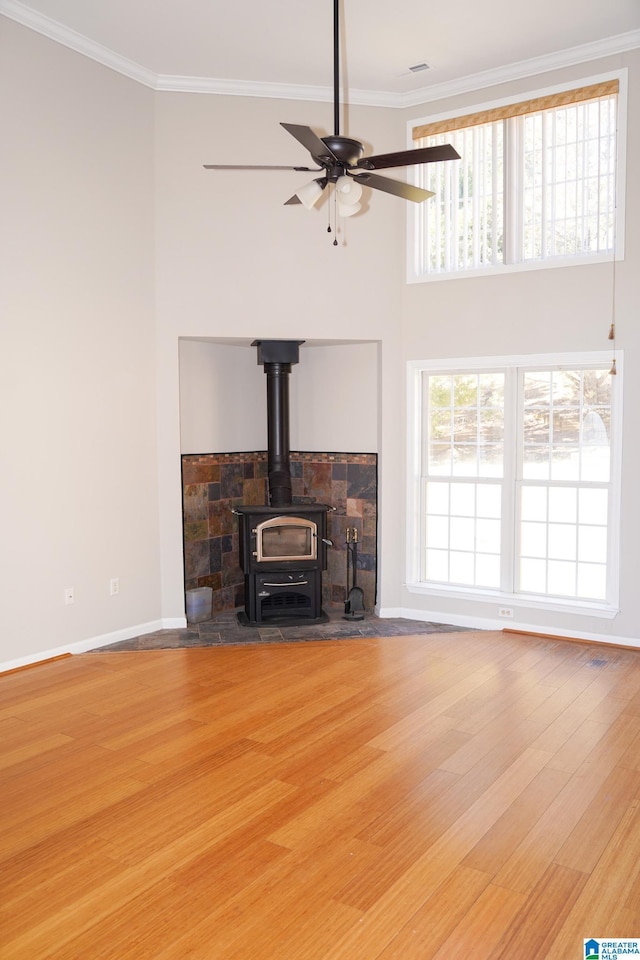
[408,352,621,612]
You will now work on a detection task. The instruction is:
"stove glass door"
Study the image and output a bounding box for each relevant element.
[256,516,317,562]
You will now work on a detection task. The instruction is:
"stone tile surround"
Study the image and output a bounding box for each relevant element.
[182,451,377,617]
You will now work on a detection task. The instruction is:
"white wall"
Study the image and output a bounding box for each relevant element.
[179,339,379,454]
[155,92,403,622]
[179,340,266,453]
[0,20,160,667]
[291,342,379,453]
[398,50,640,644]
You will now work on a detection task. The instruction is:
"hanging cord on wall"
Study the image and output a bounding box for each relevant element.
[608,98,620,376]
[608,249,617,375]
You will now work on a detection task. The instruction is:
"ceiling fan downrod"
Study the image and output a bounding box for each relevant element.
[333,0,340,137]
[323,0,365,170]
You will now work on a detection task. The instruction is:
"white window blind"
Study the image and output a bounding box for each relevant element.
[411,80,619,277]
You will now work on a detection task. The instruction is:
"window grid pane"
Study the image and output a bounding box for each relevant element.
[421,370,504,590]
[518,468,610,599]
[517,363,612,601]
[520,98,616,261]
[517,354,611,607]
[417,123,504,274]
[522,368,611,482]
[424,371,505,479]
[424,480,502,588]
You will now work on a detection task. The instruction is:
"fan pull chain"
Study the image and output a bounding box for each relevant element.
[333,184,338,245]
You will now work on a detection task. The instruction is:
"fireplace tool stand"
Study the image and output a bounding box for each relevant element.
[343,527,365,621]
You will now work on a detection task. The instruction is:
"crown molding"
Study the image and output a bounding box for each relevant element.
[154,73,400,107]
[397,29,640,107]
[2,0,639,106]
[0,0,158,87]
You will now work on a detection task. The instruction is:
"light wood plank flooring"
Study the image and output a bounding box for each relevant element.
[2,630,640,959]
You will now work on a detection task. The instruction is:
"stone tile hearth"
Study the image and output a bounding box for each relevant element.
[96,606,471,651]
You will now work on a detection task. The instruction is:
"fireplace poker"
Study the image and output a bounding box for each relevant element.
[344,525,365,621]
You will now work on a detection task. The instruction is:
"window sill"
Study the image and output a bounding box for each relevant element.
[407,250,617,285]
[405,581,619,620]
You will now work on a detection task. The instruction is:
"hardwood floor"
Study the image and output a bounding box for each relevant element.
[1,630,640,959]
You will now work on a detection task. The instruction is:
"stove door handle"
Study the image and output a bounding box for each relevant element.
[263,580,309,587]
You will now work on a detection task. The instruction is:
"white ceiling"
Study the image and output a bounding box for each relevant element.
[3,0,640,103]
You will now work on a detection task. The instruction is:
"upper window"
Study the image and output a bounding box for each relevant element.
[409,76,624,280]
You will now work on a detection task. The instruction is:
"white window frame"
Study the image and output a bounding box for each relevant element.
[406,70,628,284]
[406,351,623,618]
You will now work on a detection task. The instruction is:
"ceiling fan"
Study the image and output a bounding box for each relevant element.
[204,0,460,218]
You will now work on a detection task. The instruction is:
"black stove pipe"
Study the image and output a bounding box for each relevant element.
[265,361,292,507]
[252,340,304,508]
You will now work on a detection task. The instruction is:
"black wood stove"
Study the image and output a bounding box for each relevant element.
[234,340,332,626]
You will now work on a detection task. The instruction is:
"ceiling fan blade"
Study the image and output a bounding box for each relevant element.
[356,143,460,171]
[204,164,320,171]
[353,172,435,203]
[280,123,337,164]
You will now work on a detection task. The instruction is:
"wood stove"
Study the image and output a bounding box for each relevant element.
[235,503,330,625]
[235,340,332,626]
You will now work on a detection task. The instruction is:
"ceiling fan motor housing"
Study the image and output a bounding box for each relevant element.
[319,135,364,178]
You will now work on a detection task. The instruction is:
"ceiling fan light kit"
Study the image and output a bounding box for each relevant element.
[336,175,362,203]
[337,200,361,218]
[204,0,460,241]
[336,174,362,218]
[295,179,325,209]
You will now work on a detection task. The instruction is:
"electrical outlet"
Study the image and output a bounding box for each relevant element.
[498,607,513,618]
[110,577,119,596]
[64,587,74,605]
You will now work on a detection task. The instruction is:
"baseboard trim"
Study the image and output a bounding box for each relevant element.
[503,627,640,653]
[378,606,490,631]
[0,653,73,676]
[5,609,634,674]
[0,617,187,674]
[160,617,188,630]
[377,606,640,650]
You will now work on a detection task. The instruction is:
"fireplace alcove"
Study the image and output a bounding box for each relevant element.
[179,339,379,620]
